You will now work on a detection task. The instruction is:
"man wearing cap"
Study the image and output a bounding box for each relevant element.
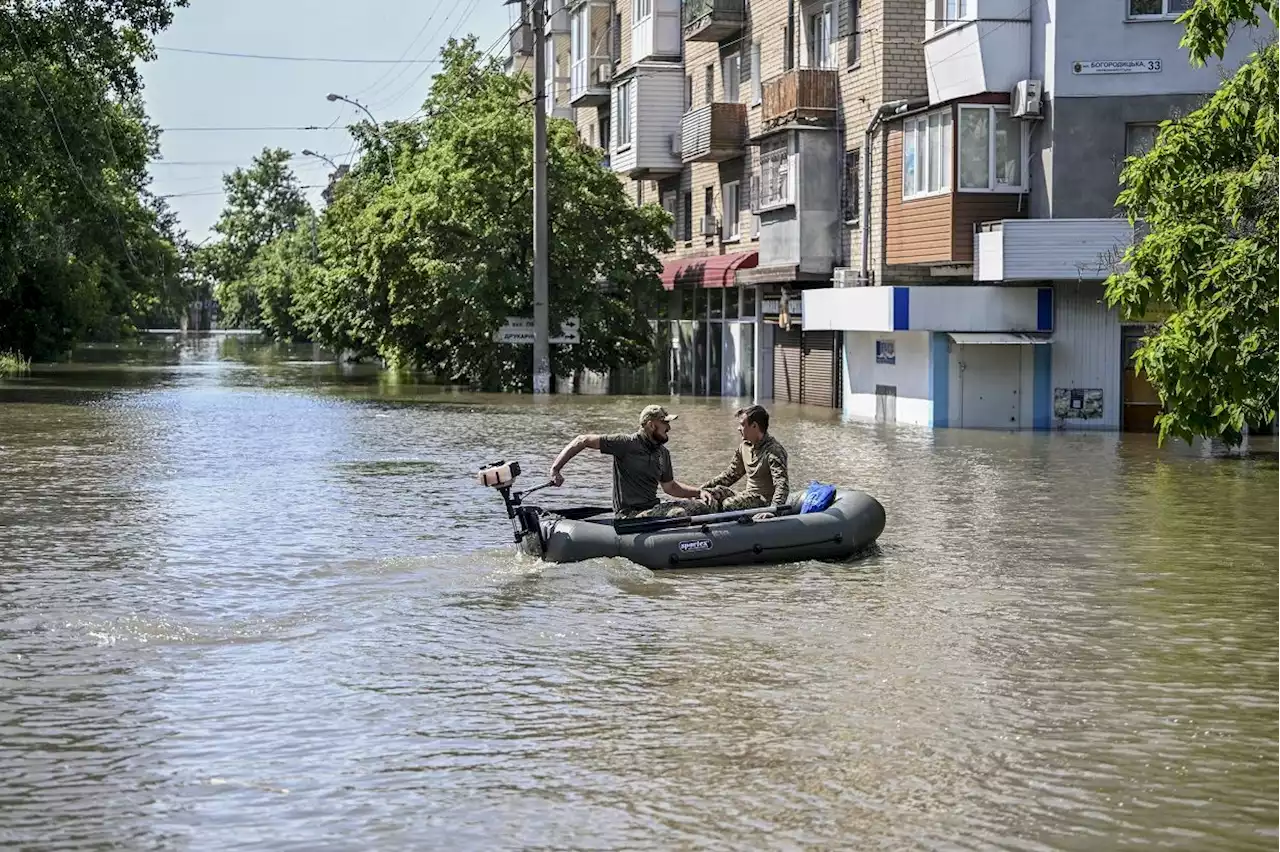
[548,404,717,519]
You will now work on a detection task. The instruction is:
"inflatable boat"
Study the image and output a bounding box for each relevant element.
[478,460,886,571]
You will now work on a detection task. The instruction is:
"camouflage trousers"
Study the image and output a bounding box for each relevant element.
[614,490,769,520]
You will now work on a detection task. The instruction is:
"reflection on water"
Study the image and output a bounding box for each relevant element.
[0,333,1275,850]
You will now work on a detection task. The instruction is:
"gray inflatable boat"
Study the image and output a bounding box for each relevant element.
[478,460,886,571]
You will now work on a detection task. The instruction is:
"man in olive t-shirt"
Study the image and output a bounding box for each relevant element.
[548,404,715,518]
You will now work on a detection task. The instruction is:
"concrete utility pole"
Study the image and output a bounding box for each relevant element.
[530,0,552,394]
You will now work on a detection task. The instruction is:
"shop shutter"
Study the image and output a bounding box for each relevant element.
[773,327,803,403]
[800,330,838,408]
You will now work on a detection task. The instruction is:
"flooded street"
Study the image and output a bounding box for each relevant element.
[1,334,1275,850]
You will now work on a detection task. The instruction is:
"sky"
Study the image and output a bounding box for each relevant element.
[140,0,515,243]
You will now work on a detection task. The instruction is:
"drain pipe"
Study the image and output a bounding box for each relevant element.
[861,97,931,282]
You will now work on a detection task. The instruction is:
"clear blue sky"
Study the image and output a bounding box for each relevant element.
[141,0,515,243]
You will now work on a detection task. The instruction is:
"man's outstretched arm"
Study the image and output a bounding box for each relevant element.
[549,434,603,485]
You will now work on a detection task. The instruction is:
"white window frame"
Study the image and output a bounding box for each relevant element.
[722,52,740,103]
[615,80,633,149]
[805,2,836,69]
[901,108,952,200]
[956,104,1027,194]
[750,42,762,105]
[722,180,741,241]
[1127,0,1194,19]
[928,0,969,35]
[633,0,652,25]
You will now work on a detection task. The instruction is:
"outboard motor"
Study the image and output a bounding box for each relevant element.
[477,460,548,558]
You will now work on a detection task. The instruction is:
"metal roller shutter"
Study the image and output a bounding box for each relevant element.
[773,327,803,403]
[800,330,837,408]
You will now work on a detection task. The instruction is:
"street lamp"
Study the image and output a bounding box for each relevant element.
[301,149,340,170]
[325,92,394,180]
[326,92,381,130]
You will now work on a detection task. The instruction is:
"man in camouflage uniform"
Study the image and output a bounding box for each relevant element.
[548,404,718,520]
[699,405,790,520]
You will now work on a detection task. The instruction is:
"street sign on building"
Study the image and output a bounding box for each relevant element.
[493,316,580,345]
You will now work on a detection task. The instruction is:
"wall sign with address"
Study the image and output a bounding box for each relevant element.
[1072,59,1161,74]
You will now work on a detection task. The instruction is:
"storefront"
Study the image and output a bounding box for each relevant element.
[661,252,760,399]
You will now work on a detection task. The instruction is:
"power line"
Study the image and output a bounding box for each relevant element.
[158,125,339,132]
[154,46,442,64]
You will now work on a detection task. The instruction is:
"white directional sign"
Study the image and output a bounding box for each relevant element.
[493,316,580,345]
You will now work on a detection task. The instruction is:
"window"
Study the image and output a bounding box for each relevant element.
[807,3,835,69]
[846,0,861,66]
[615,80,633,147]
[957,105,1024,192]
[842,149,860,223]
[722,181,741,240]
[929,0,968,34]
[705,64,714,105]
[723,53,740,103]
[637,181,644,205]
[662,190,678,239]
[634,0,651,24]
[1128,0,1193,17]
[703,186,714,236]
[682,191,693,240]
[902,109,952,199]
[784,21,795,71]
[1126,123,1161,156]
[756,140,791,208]
[750,42,762,104]
[599,115,610,149]
[685,75,693,111]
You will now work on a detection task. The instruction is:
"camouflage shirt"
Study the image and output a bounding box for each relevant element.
[702,434,790,507]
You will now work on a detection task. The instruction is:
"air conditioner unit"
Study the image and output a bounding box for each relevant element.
[832,267,873,288]
[1010,79,1043,119]
[669,132,681,156]
[700,215,718,236]
[596,63,612,84]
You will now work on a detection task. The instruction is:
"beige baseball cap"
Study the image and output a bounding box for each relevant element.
[640,404,678,425]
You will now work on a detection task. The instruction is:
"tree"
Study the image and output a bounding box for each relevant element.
[199,147,312,330]
[1104,0,1278,447]
[0,0,192,358]
[297,37,673,389]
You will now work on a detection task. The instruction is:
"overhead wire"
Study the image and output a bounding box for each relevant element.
[154,46,441,64]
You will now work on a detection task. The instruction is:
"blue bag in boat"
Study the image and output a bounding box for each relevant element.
[799,481,837,514]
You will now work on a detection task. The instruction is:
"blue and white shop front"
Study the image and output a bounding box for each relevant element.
[803,286,1060,430]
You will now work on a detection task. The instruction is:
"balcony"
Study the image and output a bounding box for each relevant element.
[569,0,613,108]
[759,69,839,133]
[924,16,1030,104]
[608,64,684,179]
[974,218,1134,282]
[679,103,747,163]
[682,0,745,42]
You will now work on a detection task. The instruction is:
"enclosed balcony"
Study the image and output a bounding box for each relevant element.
[923,0,1030,104]
[974,219,1134,281]
[682,0,745,42]
[679,102,747,163]
[569,0,614,108]
[759,69,839,132]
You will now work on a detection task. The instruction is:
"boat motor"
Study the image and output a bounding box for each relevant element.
[477,460,549,556]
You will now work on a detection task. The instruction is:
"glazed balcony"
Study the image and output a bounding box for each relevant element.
[682,0,746,42]
[760,69,839,132]
[679,102,747,163]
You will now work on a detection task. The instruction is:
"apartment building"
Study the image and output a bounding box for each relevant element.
[508,0,1267,429]
[507,0,933,404]
[805,0,1270,432]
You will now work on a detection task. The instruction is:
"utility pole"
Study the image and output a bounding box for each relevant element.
[530,0,552,394]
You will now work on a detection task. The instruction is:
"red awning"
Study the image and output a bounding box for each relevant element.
[660,251,759,290]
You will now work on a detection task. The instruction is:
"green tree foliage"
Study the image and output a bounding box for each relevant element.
[1104,1,1278,446]
[198,147,312,330]
[0,0,192,358]
[289,37,673,389]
